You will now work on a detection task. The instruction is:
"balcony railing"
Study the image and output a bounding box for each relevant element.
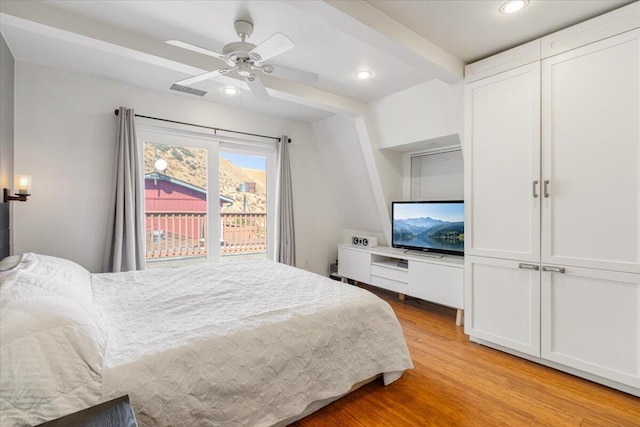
[146,212,266,259]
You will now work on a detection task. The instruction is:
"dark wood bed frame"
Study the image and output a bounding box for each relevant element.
[0,202,9,259]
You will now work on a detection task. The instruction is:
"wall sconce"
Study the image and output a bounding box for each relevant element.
[3,175,31,202]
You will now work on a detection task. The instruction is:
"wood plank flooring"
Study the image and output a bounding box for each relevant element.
[293,285,640,426]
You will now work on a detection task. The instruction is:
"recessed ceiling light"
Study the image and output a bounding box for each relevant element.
[354,70,373,80]
[221,86,239,95]
[499,0,529,14]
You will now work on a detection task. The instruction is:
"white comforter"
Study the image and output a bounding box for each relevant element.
[1,255,412,426]
[93,260,413,426]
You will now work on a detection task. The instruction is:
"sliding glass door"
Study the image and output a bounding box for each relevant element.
[219,151,268,260]
[143,141,210,268]
[138,124,276,268]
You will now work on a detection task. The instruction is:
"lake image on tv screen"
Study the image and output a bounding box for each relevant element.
[393,203,464,253]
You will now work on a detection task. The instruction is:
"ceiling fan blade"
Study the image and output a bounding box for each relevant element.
[249,33,294,63]
[245,74,270,101]
[167,40,235,66]
[260,64,318,85]
[176,68,233,86]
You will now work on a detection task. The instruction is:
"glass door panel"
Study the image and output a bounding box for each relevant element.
[219,151,267,260]
[144,142,208,268]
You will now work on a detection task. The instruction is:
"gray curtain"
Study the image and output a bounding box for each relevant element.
[277,135,295,266]
[103,107,145,272]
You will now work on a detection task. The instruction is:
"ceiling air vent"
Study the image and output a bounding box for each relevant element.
[170,83,207,97]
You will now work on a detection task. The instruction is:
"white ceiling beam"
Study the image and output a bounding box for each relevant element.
[0,1,218,74]
[288,0,464,83]
[259,75,366,116]
[0,0,366,116]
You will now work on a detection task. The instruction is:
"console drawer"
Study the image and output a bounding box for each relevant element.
[371,263,408,282]
[370,275,409,294]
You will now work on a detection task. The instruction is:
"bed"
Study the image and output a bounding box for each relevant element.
[0,253,413,426]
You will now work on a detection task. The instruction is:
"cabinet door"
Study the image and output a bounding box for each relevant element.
[540,2,640,58]
[464,63,541,262]
[408,260,463,309]
[464,256,541,356]
[337,246,370,284]
[541,265,640,389]
[541,29,640,273]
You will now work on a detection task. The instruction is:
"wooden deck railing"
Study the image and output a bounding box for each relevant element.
[145,212,266,259]
[220,213,267,254]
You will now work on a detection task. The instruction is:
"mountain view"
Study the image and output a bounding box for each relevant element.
[393,216,464,251]
[144,143,266,213]
[394,217,446,232]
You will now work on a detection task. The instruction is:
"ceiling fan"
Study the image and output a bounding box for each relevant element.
[167,19,318,101]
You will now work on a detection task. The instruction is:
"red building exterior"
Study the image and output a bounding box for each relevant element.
[144,173,232,240]
[145,173,233,212]
[146,174,202,212]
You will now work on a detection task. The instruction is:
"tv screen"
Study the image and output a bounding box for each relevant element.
[392,201,464,256]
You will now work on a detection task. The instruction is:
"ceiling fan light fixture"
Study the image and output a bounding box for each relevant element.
[168,19,304,102]
[221,86,239,95]
[354,70,373,80]
[499,0,529,14]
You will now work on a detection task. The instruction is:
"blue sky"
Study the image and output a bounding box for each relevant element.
[220,152,266,170]
[394,202,464,222]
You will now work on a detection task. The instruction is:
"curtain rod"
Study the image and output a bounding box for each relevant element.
[114,109,290,143]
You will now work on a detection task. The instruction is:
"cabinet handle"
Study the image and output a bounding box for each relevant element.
[542,266,565,273]
[543,180,550,198]
[518,263,539,270]
[532,180,539,198]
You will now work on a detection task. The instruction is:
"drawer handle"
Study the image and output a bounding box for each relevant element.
[518,263,539,271]
[542,266,565,273]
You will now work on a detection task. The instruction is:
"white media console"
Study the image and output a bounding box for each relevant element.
[338,244,464,325]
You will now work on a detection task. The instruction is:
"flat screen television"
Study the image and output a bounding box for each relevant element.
[392,201,464,256]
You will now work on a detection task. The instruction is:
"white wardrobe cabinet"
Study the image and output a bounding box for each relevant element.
[464,8,640,395]
[541,266,640,388]
[464,61,540,263]
[464,256,541,357]
[541,29,640,273]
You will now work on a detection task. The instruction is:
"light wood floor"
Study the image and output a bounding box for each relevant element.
[293,285,640,426]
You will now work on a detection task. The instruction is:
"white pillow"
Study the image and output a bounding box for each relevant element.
[0,294,106,426]
[0,253,93,303]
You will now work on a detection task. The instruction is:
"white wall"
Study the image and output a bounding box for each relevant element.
[369,79,460,151]
[312,115,383,242]
[359,113,403,223]
[1,35,14,202]
[311,113,405,247]
[13,61,340,274]
[368,79,466,201]
[310,80,468,249]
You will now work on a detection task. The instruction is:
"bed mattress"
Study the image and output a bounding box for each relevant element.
[1,254,412,426]
[92,259,413,426]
